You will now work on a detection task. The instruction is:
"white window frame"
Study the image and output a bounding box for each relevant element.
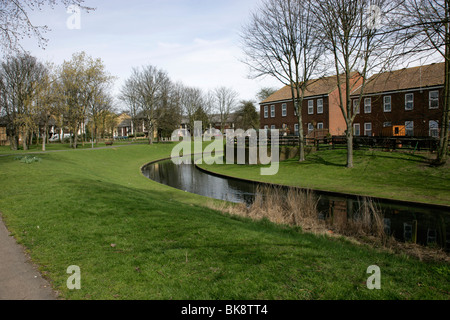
[317,122,324,130]
[317,99,323,114]
[308,100,314,115]
[282,103,287,117]
[264,106,268,119]
[294,124,299,135]
[384,96,391,113]
[364,98,372,114]
[270,105,275,118]
[429,91,439,109]
[405,121,414,136]
[271,125,276,130]
[364,123,372,136]
[354,123,361,136]
[383,122,392,128]
[264,125,269,130]
[405,93,414,111]
[353,99,360,114]
[429,120,439,138]
[308,123,314,132]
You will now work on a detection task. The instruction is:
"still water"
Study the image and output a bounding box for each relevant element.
[142,158,450,250]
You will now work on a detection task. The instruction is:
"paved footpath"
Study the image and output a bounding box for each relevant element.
[0,215,58,300]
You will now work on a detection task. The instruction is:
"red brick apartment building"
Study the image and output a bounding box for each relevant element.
[260,73,362,137]
[351,62,444,138]
[260,62,445,139]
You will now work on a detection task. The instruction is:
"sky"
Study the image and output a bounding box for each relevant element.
[19,0,280,111]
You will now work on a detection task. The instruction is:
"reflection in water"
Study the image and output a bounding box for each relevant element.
[142,159,450,250]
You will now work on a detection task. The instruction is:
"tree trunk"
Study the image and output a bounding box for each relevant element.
[298,117,305,162]
[346,124,354,168]
[22,127,29,151]
[436,32,450,165]
[42,124,47,152]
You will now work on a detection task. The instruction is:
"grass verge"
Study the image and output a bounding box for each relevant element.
[0,144,449,299]
[198,148,450,206]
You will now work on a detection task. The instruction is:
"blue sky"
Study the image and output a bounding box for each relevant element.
[20,0,279,110]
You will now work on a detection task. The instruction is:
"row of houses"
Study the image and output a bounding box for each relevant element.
[116,113,237,138]
[0,111,239,146]
[260,62,445,139]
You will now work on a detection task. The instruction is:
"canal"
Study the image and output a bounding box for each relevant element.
[142,158,450,250]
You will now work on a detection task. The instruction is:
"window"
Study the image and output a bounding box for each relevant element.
[429,91,439,109]
[364,123,372,136]
[308,100,314,114]
[294,124,299,135]
[317,122,324,130]
[271,125,276,130]
[264,125,269,130]
[264,106,268,118]
[383,122,392,128]
[353,99,360,114]
[308,123,314,132]
[429,120,439,138]
[271,105,275,117]
[282,103,287,117]
[354,123,361,136]
[384,96,391,112]
[364,98,372,114]
[405,121,414,136]
[317,99,323,114]
[405,93,414,110]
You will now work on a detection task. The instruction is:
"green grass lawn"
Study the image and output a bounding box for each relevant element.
[199,149,450,206]
[0,144,449,300]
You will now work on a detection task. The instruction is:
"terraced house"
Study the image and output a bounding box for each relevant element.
[259,73,362,137]
[261,62,445,140]
[351,62,444,138]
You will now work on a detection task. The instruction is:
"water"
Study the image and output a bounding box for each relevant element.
[142,158,450,250]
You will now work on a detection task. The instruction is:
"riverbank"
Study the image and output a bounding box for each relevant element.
[197,148,450,207]
[0,144,449,299]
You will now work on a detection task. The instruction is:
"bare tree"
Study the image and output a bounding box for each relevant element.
[34,63,59,151]
[0,0,94,56]
[212,86,239,132]
[126,65,170,145]
[394,0,450,165]
[119,77,141,141]
[179,85,204,134]
[312,0,401,168]
[0,53,47,150]
[241,0,325,162]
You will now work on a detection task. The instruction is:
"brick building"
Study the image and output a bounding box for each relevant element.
[351,62,444,137]
[259,73,362,137]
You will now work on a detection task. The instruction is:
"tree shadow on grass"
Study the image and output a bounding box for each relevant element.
[306,154,347,168]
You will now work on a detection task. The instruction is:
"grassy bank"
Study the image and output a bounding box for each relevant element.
[0,144,449,300]
[198,149,450,206]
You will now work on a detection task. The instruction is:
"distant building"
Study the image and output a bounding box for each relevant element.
[115,113,132,137]
[259,73,362,137]
[351,62,444,138]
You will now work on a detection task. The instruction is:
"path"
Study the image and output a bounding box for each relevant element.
[0,215,58,300]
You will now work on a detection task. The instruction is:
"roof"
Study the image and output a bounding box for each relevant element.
[353,62,444,95]
[260,72,359,104]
